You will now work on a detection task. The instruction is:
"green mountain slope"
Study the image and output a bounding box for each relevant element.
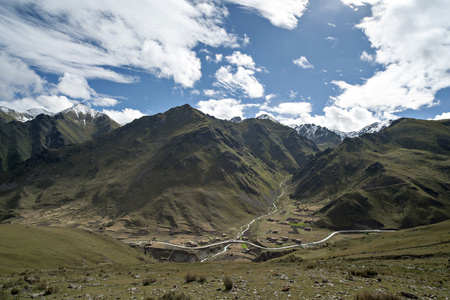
[0,105,317,236]
[0,105,120,171]
[291,118,450,230]
[0,224,151,274]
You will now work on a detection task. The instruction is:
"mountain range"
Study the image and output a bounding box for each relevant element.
[0,104,119,171]
[291,118,450,229]
[0,104,448,235]
[0,104,317,236]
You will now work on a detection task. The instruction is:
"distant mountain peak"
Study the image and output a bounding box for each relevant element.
[293,123,342,148]
[229,116,243,123]
[0,106,52,123]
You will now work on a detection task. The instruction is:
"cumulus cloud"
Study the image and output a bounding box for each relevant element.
[262,101,312,117]
[102,108,145,125]
[214,65,264,98]
[360,51,374,62]
[270,104,380,132]
[226,0,309,29]
[0,0,239,88]
[57,73,93,100]
[56,72,119,107]
[225,51,256,69]
[196,98,257,119]
[0,53,45,100]
[90,97,119,107]
[0,95,77,113]
[433,112,450,120]
[293,56,314,69]
[336,0,450,116]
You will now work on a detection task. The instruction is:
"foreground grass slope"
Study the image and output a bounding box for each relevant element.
[0,224,151,274]
[291,118,450,229]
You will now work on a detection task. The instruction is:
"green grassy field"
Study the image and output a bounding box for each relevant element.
[0,225,151,274]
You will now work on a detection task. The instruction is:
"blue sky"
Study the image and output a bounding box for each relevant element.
[0,0,449,131]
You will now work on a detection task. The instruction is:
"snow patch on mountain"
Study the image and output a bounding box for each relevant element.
[60,103,101,118]
[229,116,243,123]
[256,114,279,123]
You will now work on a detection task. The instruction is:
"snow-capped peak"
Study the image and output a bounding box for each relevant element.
[61,103,100,118]
[0,106,52,122]
[256,114,279,123]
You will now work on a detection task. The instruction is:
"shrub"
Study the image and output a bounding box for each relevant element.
[197,274,207,283]
[44,285,59,295]
[184,272,197,283]
[159,291,191,300]
[143,275,157,286]
[354,291,401,300]
[349,269,378,278]
[223,275,233,291]
[10,286,21,295]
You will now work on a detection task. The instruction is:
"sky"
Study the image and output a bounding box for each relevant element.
[0,0,449,131]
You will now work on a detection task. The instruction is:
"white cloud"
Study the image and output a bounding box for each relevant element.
[56,72,119,107]
[269,102,312,117]
[0,95,77,113]
[433,112,450,120]
[336,0,450,116]
[214,65,264,98]
[293,56,314,69]
[0,53,45,100]
[226,0,309,29]
[225,51,256,69]
[102,108,145,125]
[289,90,298,99]
[215,54,223,63]
[360,51,374,62]
[196,98,256,119]
[273,105,380,132]
[57,73,93,100]
[203,89,220,97]
[0,0,240,88]
[328,22,336,27]
[91,97,119,107]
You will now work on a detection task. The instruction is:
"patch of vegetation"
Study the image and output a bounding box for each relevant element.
[0,224,153,274]
[184,272,197,283]
[354,291,401,300]
[223,275,234,290]
[159,291,192,300]
[348,268,378,278]
[143,275,157,286]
